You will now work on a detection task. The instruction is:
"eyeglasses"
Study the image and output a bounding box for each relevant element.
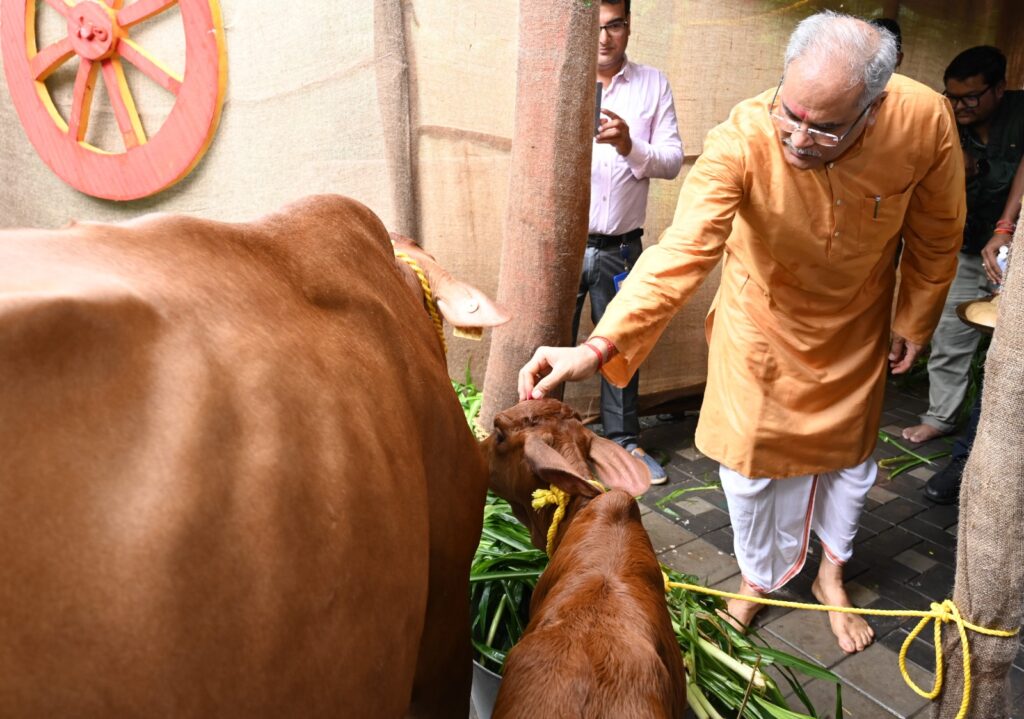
[599,19,628,36]
[768,80,873,148]
[942,85,992,109]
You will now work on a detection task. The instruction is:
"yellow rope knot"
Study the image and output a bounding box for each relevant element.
[531,480,606,556]
[665,581,1019,719]
[899,598,1017,719]
[531,486,569,556]
[392,243,446,354]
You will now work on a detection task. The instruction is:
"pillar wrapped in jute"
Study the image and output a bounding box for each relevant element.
[933,216,1024,718]
[374,0,418,239]
[479,0,598,429]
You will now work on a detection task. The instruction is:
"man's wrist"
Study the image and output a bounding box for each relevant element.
[585,336,617,366]
[581,342,605,369]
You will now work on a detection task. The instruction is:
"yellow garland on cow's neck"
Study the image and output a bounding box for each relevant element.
[392,242,446,353]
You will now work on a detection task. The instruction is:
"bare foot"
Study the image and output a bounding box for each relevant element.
[720,578,766,633]
[901,423,947,444]
[811,570,875,654]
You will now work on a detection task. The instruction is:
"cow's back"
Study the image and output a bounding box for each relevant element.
[0,195,485,717]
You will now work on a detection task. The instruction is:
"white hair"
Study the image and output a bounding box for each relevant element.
[784,11,897,106]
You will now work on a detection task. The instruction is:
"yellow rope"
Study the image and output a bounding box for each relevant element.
[531,486,570,556]
[531,480,608,556]
[392,243,447,354]
[664,579,1019,719]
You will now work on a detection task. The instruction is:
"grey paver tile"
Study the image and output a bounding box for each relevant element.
[675,445,705,462]
[915,503,960,530]
[674,507,731,535]
[672,495,717,515]
[901,516,958,547]
[641,510,697,552]
[858,527,922,558]
[868,486,900,504]
[872,498,927,525]
[878,631,939,684]
[858,511,894,536]
[700,527,736,556]
[906,564,955,602]
[845,581,880,607]
[659,537,740,587]
[831,643,932,717]
[893,548,938,575]
[909,465,936,480]
[764,605,851,668]
[784,677,901,718]
[914,540,955,566]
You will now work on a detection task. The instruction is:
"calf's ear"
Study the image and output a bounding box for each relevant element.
[523,436,602,499]
[589,436,652,497]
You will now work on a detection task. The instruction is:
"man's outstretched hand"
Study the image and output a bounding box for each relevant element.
[518,345,601,400]
[888,334,923,375]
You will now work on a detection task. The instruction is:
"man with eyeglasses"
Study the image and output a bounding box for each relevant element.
[519,11,964,654]
[902,46,1024,455]
[574,0,683,484]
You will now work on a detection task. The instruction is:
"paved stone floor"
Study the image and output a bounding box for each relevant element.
[633,377,1024,718]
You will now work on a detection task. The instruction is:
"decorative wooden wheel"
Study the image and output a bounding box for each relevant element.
[1,0,226,200]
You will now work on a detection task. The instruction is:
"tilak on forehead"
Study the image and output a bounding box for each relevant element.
[786,99,811,121]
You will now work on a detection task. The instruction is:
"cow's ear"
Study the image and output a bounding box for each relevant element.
[391,235,510,330]
[589,435,652,497]
[435,286,510,330]
[523,435,602,499]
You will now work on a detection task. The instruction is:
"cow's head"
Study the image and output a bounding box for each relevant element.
[390,233,509,334]
[482,398,650,552]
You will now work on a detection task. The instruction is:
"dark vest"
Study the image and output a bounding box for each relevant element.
[961,90,1024,254]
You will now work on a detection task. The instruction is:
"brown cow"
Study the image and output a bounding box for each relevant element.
[482,399,687,718]
[0,195,507,718]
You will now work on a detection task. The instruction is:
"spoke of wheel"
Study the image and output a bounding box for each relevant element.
[117,0,179,29]
[68,59,100,141]
[118,38,182,95]
[41,0,74,19]
[29,37,75,81]
[100,58,147,149]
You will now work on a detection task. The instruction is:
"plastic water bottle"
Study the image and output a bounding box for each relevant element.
[995,244,1010,293]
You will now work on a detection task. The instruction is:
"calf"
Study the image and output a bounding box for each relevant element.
[483,399,687,719]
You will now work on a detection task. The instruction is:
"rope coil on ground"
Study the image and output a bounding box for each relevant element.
[665,579,1018,719]
[392,243,447,354]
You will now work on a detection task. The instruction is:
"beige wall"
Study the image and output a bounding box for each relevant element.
[1,1,1019,409]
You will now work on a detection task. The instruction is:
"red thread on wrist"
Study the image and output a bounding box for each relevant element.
[995,219,1016,228]
[994,228,1014,235]
[589,335,616,361]
[582,342,604,368]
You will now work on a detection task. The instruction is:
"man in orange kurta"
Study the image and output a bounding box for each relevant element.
[519,11,965,653]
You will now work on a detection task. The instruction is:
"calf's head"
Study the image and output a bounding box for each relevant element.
[483,398,650,552]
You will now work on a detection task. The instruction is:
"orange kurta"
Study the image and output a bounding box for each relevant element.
[593,74,966,478]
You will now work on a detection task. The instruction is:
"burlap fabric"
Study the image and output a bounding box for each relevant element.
[933,217,1024,718]
[1,2,1022,407]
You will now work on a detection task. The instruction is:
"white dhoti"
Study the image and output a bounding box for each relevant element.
[719,460,877,593]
